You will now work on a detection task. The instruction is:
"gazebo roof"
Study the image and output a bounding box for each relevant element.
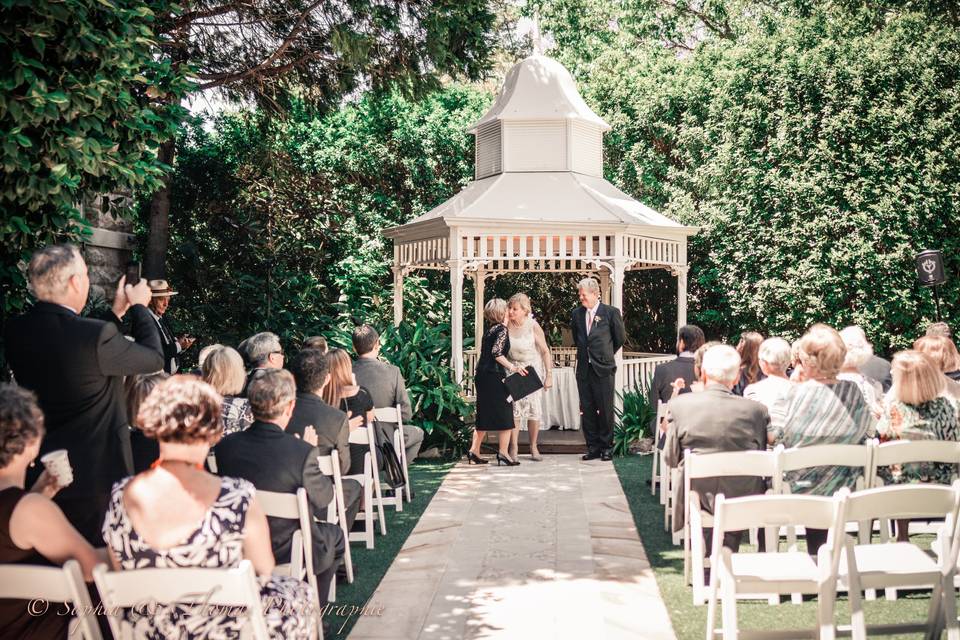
[467,54,610,133]
[383,172,696,238]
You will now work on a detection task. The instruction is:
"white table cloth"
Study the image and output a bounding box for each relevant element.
[539,366,580,430]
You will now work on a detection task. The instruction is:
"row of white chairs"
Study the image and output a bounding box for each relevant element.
[705,483,960,640]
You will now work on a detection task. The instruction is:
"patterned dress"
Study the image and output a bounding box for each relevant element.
[876,396,960,485]
[770,379,875,495]
[508,319,546,423]
[102,476,316,639]
[222,396,254,435]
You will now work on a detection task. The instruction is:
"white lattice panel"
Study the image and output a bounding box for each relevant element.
[475,121,502,180]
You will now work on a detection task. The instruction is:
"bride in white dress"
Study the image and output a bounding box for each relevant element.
[506,293,553,461]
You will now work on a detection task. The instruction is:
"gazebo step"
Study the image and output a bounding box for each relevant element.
[480,428,587,454]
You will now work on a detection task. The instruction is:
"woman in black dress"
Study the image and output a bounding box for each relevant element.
[469,298,526,466]
[323,348,380,475]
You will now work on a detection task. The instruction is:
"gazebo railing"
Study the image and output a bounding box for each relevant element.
[461,349,675,400]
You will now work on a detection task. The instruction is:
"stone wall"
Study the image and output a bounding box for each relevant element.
[80,194,136,305]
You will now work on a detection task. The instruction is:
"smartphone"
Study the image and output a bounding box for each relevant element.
[125,262,141,287]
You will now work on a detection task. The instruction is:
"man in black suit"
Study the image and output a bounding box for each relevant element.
[569,277,625,461]
[648,325,705,434]
[213,368,345,609]
[288,348,362,532]
[4,244,163,544]
[146,279,194,374]
[664,345,769,552]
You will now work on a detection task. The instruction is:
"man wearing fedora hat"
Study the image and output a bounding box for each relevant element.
[148,279,194,374]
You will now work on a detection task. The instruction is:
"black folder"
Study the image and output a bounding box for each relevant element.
[503,366,544,402]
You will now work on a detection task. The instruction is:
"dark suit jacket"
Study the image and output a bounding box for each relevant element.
[569,303,625,377]
[860,355,892,392]
[663,383,770,531]
[4,301,163,543]
[213,420,339,573]
[288,392,351,475]
[648,356,695,429]
[352,356,412,422]
[150,311,180,374]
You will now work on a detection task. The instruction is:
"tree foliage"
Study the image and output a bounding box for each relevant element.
[0,0,190,314]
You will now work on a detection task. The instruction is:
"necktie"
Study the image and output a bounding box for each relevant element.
[586,309,594,335]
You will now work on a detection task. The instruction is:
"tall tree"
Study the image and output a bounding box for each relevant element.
[142,0,498,277]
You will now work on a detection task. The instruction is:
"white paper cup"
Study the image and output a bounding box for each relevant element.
[40,450,73,487]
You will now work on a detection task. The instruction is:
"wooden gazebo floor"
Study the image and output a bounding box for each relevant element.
[479,428,587,455]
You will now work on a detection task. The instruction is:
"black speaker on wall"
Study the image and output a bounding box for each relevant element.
[916,249,947,287]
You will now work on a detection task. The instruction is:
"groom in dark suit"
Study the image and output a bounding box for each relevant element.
[570,277,625,461]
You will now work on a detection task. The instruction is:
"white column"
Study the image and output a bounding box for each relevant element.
[599,270,611,305]
[392,266,404,327]
[676,266,689,332]
[450,260,465,385]
[473,269,485,351]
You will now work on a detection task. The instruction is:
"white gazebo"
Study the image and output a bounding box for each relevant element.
[383,54,698,399]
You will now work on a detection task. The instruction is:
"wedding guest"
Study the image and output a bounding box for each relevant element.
[103,375,316,639]
[838,326,883,420]
[732,331,765,396]
[926,322,953,339]
[0,384,101,640]
[197,343,219,369]
[323,349,379,476]
[664,346,769,552]
[469,298,522,466]
[913,336,960,402]
[202,344,254,435]
[147,279,194,374]
[649,325,704,433]
[125,372,167,473]
[352,325,425,466]
[743,337,793,414]
[288,349,362,532]
[770,324,874,554]
[4,243,162,543]
[845,326,893,391]
[303,336,329,354]
[506,293,553,461]
[876,351,959,540]
[240,331,285,395]
[213,370,345,615]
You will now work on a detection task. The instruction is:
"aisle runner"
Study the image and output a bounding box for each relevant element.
[347,456,675,639]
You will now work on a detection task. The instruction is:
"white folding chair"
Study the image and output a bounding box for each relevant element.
[651,400,666,496]
[317,450,354,584]
[374,404,413,505]
[257,487,333,605]
[705,491,848,640]
[345,421,387,547]
[0,559,103,640]
[870,440,960,544]
[684,448,781,606]
[93,560,299,640]
[840,482,960,640]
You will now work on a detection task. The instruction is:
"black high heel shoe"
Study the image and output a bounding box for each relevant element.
[496,453,520,467]
[467,451,488,465]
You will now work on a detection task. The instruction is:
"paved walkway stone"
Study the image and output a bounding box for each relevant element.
[348,455,675,639]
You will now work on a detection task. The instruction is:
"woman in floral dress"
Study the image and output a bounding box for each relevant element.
[506,293,553,461]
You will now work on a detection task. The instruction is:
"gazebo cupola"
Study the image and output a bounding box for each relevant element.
[469,54,610,180]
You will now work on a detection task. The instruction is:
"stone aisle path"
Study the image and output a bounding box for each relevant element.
[348,455,676,639]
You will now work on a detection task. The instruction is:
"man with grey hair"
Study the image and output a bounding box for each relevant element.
[4,243,163,544]
[743,337,794,423]
[664,345,769,554]
[843,325,892,392]
[214,368,345,620]
[239,331,284,396]
[570,276,625,461]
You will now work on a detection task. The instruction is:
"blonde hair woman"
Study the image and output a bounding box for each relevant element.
[877,350,959,540]
[201,344,253,435]
[913,336,960,402]
[506,293,553,461]
[469,298,524,466]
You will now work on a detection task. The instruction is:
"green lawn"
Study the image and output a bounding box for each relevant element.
[614,453,943,640]
[327,460,454,638]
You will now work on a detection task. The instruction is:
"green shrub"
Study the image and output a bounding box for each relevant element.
[613,381,656,456]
